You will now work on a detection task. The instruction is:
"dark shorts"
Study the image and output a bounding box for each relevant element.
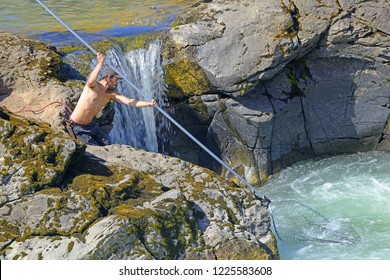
[70,118,110,146]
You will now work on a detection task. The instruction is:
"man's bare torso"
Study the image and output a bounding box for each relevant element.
[70,81,114,124]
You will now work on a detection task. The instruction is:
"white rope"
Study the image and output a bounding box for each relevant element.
[35,0,267,200]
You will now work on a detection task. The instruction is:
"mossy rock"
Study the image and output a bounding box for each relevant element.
[25,40,63,82]
[59,33,161,79]
[0,31,64,84]
[0,107,82,195]
[60,33,161,56]
[170,2,212,28]
[66,154,163,217]
[164,58,211,99]
[215,239,277,260]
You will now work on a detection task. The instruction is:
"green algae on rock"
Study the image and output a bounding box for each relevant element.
[164,58,211,99]
[0,107,82,198]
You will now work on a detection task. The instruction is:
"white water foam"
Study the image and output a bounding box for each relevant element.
[262,151,390,259]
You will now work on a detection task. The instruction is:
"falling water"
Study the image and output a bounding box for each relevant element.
[104,41,170,152]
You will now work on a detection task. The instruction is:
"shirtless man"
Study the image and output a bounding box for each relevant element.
[69,52,157,146]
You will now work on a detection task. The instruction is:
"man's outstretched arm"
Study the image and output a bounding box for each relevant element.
[111,93,157,108]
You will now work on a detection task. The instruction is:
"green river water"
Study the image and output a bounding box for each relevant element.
[0,0,197,41]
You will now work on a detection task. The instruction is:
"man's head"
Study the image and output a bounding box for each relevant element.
[101,68,122,90]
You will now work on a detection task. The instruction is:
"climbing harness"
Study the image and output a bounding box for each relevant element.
[35,0,361,245]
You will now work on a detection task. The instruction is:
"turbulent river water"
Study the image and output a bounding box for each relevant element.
[261,151,390,260]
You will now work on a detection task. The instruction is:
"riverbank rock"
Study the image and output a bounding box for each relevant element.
[0,31,83,131]
[0,108,278,260]
[162,0,390,185]
[0,107,81,206]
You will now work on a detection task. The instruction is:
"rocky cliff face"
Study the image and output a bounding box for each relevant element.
[0,107,277,260]
[162,0,390,185]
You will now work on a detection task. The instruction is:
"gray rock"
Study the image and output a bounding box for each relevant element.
[167,0,339,92]
[165,0,390,184]
[0,31,77,131]
[0,108,78,205]
[0,131,278,260]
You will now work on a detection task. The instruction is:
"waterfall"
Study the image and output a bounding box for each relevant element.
[104,41,170,152]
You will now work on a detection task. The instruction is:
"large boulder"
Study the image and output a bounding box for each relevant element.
[164,0,339,93]
[0,107,80,206]
[0,31,83,131]
[162,0,390,185]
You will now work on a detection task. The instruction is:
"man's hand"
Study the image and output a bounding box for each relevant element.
[97,52,105,65]
[149,99,158,107]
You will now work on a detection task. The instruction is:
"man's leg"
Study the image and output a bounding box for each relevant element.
[72,123,100,145]
[94,125,110,146]
[74,132,100,145]
[89,120,110,146]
